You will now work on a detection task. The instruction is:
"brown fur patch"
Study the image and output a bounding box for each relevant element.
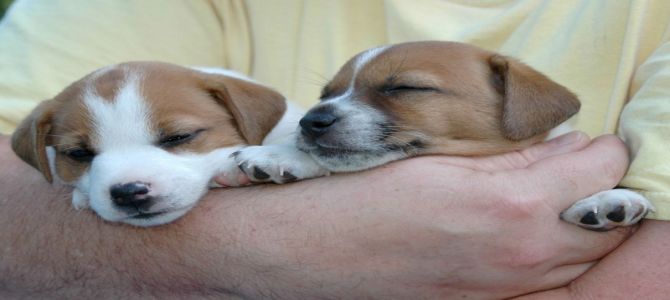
[488,55,580,140]
[199,74,287,145]
[329,41,579,156]
[12,61,287,183]
[321,59,356,99]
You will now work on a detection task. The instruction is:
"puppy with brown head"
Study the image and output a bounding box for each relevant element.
[233,41,653,230]
[11,62,301,226]
[294,42,580,171]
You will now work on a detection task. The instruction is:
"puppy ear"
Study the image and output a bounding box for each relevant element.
[11,100,56,183]
[203,75,287,145]
[489,55,580,141]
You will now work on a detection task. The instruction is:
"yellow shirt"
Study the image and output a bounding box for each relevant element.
[1,0,669,219]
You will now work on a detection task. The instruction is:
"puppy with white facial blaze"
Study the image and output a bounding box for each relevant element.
[12,62,302,226]
[234,41,654,231]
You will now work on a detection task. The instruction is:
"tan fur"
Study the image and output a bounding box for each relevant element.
[11,100,57,182]
[11,61,287,184]
[327,41,579,156]
[488,55,580,141]
[202,75,287,145]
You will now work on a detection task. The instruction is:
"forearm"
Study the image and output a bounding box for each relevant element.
[515,219,670,300]
[0,135,438,299]
[0,136,255,298]
[0,142,450,299]
[570,220,670,298]
[0,135,635,299]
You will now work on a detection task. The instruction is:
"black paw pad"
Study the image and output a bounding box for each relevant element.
[253,167,270,180]
[606,206,626,222]
[579,211,600,225]
[281,172,297,183]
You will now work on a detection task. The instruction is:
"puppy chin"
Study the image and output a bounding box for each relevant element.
[89,199,198,227]
[297,135,407,172]
[86,181,208,227]
[120,208,193,227]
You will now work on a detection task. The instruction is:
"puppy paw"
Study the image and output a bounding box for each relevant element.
[71,189,90,210]
[560,189,654,231]
[232,145,329,184]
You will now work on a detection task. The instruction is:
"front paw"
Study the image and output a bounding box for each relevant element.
[72,189,90,210]
[231,146,328,184]
[560,189,654,231]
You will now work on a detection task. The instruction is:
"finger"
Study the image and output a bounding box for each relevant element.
[520,132,591,166]
[434,131,591,172]
[521,134,630,211]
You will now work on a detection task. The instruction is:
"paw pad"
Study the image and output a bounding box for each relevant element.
[561,189,654,231]
[579,211,600,225]
[605,205,626,222]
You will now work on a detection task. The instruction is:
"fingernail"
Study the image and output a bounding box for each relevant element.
[549,131,586,147]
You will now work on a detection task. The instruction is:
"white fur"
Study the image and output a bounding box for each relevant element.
[561,189,654,230]
[194,67,256,82]
[233,46,401,179]
[262,101,305,145]
[69,67,259,226]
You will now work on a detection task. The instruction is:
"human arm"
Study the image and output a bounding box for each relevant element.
[514,219,670,299]
[0,133,634,299]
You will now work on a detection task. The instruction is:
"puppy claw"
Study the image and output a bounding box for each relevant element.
[281,171,297,183]
[561,189,654,231]
[232,145,329,184]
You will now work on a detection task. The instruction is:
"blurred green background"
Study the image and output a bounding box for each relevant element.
[1,0,14,20]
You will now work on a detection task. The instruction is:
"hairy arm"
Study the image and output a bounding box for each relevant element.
[515,220,670,299]
[0,134,638,299]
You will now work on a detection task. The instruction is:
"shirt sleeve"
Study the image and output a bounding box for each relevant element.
[0,0,251,134]
[618,31,670,220]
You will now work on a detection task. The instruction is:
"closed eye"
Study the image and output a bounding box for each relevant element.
[382,85,439,95]
[64,148,95,162]
[158,129,205,148]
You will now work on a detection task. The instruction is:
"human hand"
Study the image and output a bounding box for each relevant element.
[224,132,634,299]
[0,133,634,299]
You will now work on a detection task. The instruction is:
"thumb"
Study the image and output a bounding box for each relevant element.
[436,131,591,172]
[519,131,591,165]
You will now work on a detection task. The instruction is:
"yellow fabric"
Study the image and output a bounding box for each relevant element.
[0,0,668,219]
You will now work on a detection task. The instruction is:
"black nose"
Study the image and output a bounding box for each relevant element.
[299,109,338,138]
[110,182,152,210]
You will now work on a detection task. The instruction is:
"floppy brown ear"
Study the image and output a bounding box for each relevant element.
[203,75,287,145]
[11,100,56,183]
[489,55,581,141]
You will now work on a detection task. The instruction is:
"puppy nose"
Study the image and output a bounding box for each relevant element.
[110,182,151,209]
[299,110,338,138]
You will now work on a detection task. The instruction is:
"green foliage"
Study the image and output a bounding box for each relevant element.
[1,0,14,20]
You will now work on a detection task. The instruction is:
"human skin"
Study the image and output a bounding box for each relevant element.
[0,133,654,299]
[514,220,670,299]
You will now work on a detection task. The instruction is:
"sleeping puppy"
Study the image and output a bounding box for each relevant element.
[233,41,654,231]
[11,62,307,226]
